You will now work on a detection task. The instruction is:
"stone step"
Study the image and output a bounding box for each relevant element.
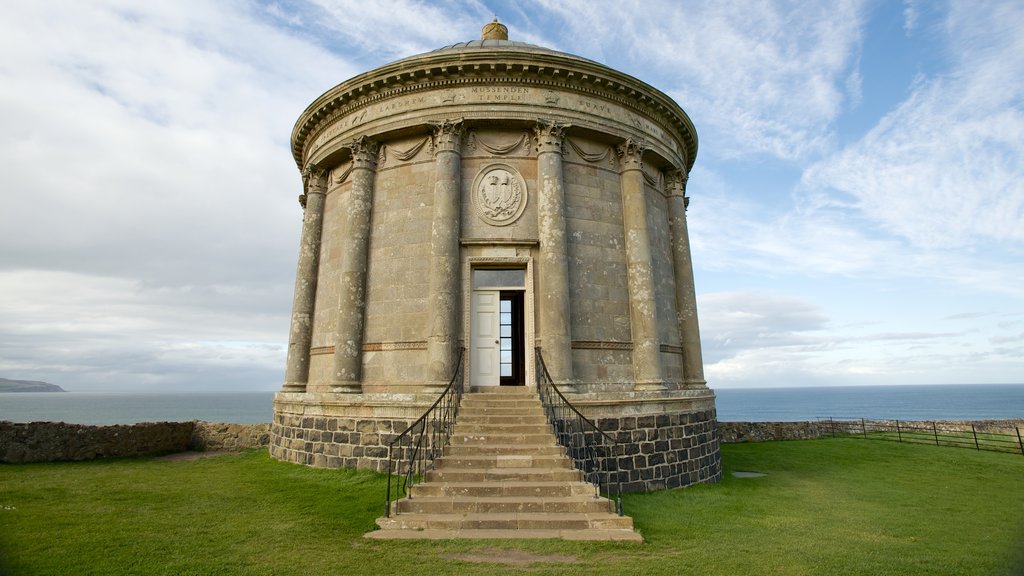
[364,528,643,542]
[452,432,556,445]
[460,397,543,407]
[410,481,597,498]
[436,454,571,470]
[466,387,534,395]
[458,406,546,416]
[425,466,584,483]
[395,495,613,515]
[376,511,634,532]
[445,444,564,456]
[456,414,548,425]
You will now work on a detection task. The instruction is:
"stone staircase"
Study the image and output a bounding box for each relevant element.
[366,387,641,541]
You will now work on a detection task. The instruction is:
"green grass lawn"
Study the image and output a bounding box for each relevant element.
[2,439,1022,575]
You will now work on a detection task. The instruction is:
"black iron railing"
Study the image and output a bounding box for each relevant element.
[535,348,623,516]
[821,417,1024,457]
[384,348,465,517]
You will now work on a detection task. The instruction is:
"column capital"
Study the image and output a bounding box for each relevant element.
[431,119,465,155]
[299,164,327,208]
[534,119,568,155]
[347,136,379,170]
[665,168,688,196]
[616,137,646,171]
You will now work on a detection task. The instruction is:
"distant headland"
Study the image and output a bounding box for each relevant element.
[0,378,66,393]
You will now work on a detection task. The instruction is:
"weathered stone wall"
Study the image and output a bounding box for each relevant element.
[268,413,412,472]
[0,421,194,463]
[0,421,272,463]
[717,421,833,443]
[598,409,721,492]
[190,421,271,451]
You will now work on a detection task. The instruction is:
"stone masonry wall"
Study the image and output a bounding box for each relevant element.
[0,421,194,463]
[0,421,271,464]
[268,413,413,473]
[717,421,834,443]
[597,408,722,492]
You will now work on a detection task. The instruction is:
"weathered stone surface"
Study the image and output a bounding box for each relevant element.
[0,421,193,463]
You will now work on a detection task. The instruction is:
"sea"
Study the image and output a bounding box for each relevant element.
[0,384,1022,425]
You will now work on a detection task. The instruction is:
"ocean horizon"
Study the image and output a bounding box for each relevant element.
[1,383,1022,425]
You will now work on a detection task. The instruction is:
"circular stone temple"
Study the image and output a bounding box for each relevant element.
[271,21,721,491]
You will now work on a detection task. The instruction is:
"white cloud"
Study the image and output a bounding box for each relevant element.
[801,2,1024,251]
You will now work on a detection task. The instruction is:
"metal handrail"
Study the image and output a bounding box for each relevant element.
[535,348,624,516]
[384,348,465,517]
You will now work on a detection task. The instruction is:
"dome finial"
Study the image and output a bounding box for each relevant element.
[481,17,508,41]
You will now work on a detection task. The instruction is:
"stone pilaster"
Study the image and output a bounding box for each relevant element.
[426,120,464,387]
[534,119,574,386]
[332,136,378,392]
[282,165,327,392]
[617,138,664,390]
[666,170,706,387]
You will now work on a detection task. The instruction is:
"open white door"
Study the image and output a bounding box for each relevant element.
[471,290,501,386]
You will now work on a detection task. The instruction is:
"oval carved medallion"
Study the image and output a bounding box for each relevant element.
[472,164,528,226]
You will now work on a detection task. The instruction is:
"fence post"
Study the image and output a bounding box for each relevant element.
[971,424,980,451]
[861,418,868,439]
[1016,427,1023,457]
[896,420,902,443]
[932,422,939,447]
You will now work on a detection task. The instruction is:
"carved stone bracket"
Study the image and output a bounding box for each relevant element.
[534,119,568,155]
[347,136,379,170]
[431,119,465,155]
[616,137,646,170]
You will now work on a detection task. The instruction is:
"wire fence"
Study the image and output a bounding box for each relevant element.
[819,418,1024,456]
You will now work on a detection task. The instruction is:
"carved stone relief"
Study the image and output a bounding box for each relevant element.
[471,163,528,226]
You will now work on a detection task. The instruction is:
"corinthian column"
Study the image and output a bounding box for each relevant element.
[332,136,378,393]
[535,119,573,386]
[617,138,664,390]
[426,120,464,387]
[282,165,327,393]
[666,170,706,387]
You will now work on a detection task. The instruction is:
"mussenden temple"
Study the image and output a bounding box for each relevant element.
[269,19,721,538]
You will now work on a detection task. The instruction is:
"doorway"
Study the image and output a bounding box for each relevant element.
[470,269,526,387]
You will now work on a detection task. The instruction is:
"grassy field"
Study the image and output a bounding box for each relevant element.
[1,439,1022,575]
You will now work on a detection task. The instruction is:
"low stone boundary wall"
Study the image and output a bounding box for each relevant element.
[0,421,194,463]
[0,421,271,464]
[717,421,831,443]
[191,422,271,452]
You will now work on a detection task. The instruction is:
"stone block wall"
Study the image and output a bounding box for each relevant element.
[0,421,193,463]
[268,413,412,473]
[596,408,722,492]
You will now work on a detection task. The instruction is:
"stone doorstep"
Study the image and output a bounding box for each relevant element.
[410,481,598,498]
[425,467,584,483]
[395,495,614,515]
[363,528,643,542]
[375,512,634,531]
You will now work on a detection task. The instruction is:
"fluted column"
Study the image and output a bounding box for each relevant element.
[282,165,327,392]
[667,170,706,387]
[332,136,378,392]
[617,138,664,390]
[426,120,464,387]
[535,120,574,386]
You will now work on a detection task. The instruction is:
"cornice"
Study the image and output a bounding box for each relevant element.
[291,48,697,174]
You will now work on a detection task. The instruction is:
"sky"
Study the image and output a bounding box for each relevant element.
[0,0,1022,393]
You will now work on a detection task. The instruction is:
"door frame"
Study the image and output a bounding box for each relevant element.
[463,257,535,390]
